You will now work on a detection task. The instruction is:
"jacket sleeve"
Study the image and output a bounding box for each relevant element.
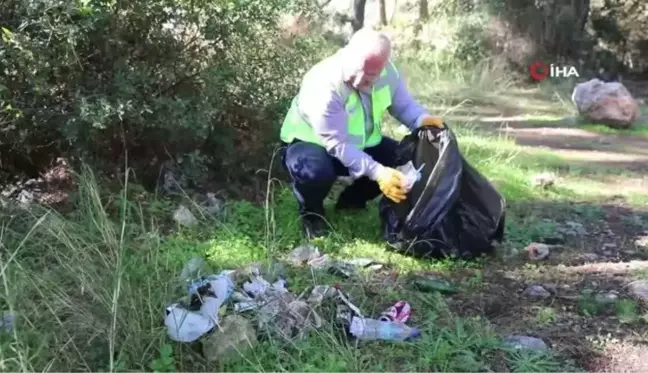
[298,79,385,181]
[388,72,429,131]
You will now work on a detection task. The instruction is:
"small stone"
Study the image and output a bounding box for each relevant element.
[595,292,619,305]
[603,243,617,249]
[582,253,600,261]
[531,172,556,188]
[173,205,198,227]
[199,192,225,216]
[523,285,552,298]
[564,221,586,235]
[627,280,648,303]
[504,273,518,281]
[524,243,551,260]
[504,335,548,351]
[634,236,648,249]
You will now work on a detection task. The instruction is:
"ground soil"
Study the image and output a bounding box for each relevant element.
[441,81,648,371]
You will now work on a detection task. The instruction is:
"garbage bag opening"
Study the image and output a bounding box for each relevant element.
[380,126,506,260]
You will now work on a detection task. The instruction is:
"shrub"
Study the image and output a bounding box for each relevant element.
[0,0,330,185]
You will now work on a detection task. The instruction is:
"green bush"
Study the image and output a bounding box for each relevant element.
[0,0,329,183]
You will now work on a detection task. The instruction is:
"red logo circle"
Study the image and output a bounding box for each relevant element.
[529,61,550,81]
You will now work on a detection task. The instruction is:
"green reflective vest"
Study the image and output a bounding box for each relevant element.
[280,60,399,149]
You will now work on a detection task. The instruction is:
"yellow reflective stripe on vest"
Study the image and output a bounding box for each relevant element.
[345,92,366,146]
[280,60,399,149]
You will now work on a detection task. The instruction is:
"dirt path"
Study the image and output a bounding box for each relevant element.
[440,85,648,371]
[475,119,648,172]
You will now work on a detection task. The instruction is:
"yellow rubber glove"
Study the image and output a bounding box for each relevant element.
[420,115,444,128]
[376,167,407,203]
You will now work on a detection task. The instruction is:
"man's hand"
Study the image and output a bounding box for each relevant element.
[420,115,444,128]
[376,167,407,203]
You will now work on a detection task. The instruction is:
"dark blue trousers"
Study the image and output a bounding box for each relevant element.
[281,138,400,217]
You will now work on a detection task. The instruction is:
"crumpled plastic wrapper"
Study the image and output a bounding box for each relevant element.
[396,161,422,192]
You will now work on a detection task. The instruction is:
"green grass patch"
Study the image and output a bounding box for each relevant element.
[0,161,573,372]
[3,56,646,372]
[578,122,648,137]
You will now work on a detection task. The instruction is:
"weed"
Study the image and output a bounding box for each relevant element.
[534,307,558,325]
[506,350,565,372]
[616,299,639,324]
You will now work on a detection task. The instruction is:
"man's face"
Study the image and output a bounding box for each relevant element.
[350,53,387,92]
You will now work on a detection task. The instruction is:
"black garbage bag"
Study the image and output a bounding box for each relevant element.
[379,126,506,259]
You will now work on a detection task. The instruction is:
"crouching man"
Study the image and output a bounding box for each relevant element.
[279,28,444,238]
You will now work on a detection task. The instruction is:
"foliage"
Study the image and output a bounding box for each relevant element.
[0,0,329,183]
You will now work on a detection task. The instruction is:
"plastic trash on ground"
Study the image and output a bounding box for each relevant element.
[1,311,14,332]
[181,257,213,285]
[349,316,420,341]
[166,259,234,342]
[202,315,257,362]
[396,161,424,192]
[165,298,219,342]
[272,299,323,341]
[379,301,411,323]
[307,285,337,305]
[288,245,331,268]
[380,126,506,260]
[412,275,458,294]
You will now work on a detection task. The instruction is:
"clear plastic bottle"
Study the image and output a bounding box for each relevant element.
[181,257,212,281]
[349,316,421,341]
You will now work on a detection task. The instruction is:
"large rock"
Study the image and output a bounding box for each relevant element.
[571,79,640,129]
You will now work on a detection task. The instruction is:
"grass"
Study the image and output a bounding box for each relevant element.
[2,57,648,372]
[0,168,537,372]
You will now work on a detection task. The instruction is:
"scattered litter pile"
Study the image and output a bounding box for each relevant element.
[164,251,427,362]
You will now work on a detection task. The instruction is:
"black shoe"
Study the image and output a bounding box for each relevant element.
[302,214,328,239]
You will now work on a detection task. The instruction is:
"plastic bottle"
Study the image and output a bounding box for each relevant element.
[180,257,234,298]
[181,257,213,283]
[165,276,234,342]
[349,316,421,341]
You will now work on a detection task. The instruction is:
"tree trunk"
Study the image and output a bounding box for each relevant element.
[419,0,429,21]
[352,0,367,31]
[379,0,387,25]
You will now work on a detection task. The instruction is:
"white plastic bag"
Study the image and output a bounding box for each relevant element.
[396,161,423,192]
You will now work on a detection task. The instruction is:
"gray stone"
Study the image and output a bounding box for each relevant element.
[634,236,648,249]
[504,335,548,351]
[199,193,226,217]
[523,285,552,298]
[582,253,600,262]
[627,280,648,303]
[531,172,556,188]
[572,79,640,128]
[595,291,619,305]
[173,205,198,227]
[524,243,551,261]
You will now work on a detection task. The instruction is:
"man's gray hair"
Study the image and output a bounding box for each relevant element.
[344,28,392,62]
